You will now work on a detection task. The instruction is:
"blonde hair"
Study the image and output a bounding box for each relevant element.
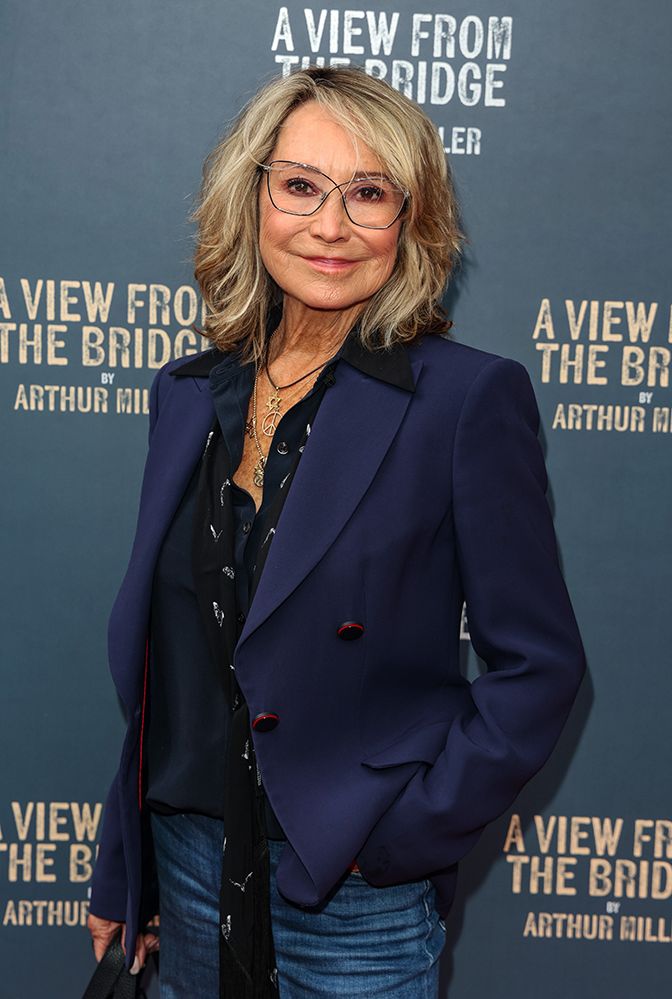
[192,66,463,365]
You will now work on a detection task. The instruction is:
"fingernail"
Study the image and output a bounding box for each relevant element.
[130,957,142,975]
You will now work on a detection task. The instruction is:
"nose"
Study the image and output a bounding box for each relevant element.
[308,189,351,242]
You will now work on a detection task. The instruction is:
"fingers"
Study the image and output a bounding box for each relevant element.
[87,914,123,962]
[131,927,161,973]
[144,932,161,954]
[130,937,147,976]
[86,913,158,974]
[92,937,108,962]
[87,915,159,975]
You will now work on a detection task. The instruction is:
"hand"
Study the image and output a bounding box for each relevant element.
[87,913,160,975]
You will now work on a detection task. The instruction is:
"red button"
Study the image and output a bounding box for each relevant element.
[337,621,364,641]
[252,712,279,732]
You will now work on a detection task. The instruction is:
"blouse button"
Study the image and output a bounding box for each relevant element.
[276,440,289,455]
[242,521,251,534]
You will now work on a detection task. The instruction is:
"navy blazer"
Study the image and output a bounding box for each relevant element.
[89,331,586,966]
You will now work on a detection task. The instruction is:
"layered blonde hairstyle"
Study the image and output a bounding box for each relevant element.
[192,66,463,365]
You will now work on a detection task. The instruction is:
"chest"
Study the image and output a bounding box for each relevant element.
[233,430,264,513]
[232,386,306,513]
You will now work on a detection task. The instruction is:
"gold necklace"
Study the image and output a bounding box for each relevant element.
[249,328,350,486]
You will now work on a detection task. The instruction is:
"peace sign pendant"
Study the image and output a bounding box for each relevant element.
[262,393,282,436]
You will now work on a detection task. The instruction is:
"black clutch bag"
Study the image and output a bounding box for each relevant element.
[82,930,147,999]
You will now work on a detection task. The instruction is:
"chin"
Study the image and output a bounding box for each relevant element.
[305,278,380,310]
[298,294,368,314]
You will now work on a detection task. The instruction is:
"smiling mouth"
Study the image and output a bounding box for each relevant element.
[303,256,359,270]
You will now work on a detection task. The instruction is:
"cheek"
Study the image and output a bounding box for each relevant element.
[259,205,300,261]
[258,192,284,258]
[258,217,292,278]
[257,217,273,264]
[369,231,400,278]
[258,205,280,251]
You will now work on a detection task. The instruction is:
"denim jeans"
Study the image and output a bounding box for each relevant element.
[150,811,445,998]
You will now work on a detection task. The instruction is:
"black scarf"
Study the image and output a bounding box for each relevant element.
[192,395,323,996]
[192,423,279,998]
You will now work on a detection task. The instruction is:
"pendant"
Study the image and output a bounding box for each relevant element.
[262,392,282,437]
[253,455,266,487]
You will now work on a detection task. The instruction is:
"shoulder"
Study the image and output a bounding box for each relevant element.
[147,350,219,435]
[408,332,533,406]
[150,346,223,398]
[164,347,223,378]
[409,331,515,373]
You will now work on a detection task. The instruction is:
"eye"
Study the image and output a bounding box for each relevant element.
[283,176,320,197]
[352,184,384,202]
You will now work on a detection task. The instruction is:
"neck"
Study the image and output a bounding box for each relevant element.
[267,296,363,368]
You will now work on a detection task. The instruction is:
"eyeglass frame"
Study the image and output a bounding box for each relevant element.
[259,160,409,230]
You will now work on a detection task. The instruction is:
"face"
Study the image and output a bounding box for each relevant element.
[258,101,402,316]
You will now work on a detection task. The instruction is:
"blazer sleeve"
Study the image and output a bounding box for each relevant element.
[357,357,587,880]
[89,364,165,920]
[148,363,163,444]
[88,771,128,921]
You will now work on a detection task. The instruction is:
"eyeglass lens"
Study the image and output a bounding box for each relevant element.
[266,161,405,227]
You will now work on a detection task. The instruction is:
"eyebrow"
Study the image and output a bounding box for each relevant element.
[286,160,395,183]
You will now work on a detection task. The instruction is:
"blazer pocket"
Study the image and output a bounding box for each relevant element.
[361,719,451,769]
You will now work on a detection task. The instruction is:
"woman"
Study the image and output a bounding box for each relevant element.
[87,66,586,997]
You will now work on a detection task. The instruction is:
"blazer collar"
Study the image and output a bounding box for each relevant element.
[170,314,416,394]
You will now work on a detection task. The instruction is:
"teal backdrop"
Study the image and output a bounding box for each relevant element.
[1,2,670,996]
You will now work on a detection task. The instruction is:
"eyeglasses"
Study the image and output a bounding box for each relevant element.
[260,160,408,230]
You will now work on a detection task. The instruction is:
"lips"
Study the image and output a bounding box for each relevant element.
[302,256,359,272]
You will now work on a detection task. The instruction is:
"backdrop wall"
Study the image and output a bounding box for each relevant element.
[1,2,670,996]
